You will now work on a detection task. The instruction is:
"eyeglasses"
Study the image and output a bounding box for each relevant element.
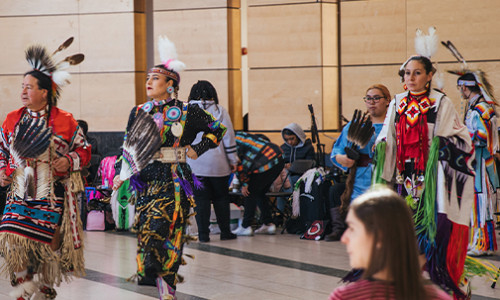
[363,96,385,103]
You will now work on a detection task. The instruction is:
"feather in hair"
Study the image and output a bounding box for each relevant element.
[433,63,444,90]
[414,27,438,58]
[441,40,467,67]
[52,70,71,87]
[52,37,74,56]
[25,46,56,76]
[476,71,495,100]
[414,28,426,57]
[158,36,186,73]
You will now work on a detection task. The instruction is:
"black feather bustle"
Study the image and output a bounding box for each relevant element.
[123,109,162,172]
[12,118,52,159]
[25,45,56,75]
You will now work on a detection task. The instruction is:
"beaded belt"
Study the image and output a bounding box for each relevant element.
[152,147,187,163]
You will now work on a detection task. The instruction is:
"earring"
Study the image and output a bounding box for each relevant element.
[425,82,430,89]
[167,86,174,94]
[403,84,408,91]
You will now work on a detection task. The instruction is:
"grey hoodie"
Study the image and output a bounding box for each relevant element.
[187,100,239,177]
[280,123,315,164]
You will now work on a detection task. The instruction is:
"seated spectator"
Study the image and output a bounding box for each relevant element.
[329,187,451,300]
[325,84,390,241]
[232,132,284,236]
[277,123,315,211]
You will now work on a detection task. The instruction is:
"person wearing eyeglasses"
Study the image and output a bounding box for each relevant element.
[325,84,391,241]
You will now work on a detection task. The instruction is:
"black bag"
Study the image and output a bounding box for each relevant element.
[298,179,330,230]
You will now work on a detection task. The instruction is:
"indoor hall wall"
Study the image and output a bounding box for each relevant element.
[340,0,500,122]
[247,1,338,132]
[0,0,146,132]
[152,0,243,129]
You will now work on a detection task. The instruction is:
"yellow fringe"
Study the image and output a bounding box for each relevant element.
[0,232,58,283]
[69,172,84,193]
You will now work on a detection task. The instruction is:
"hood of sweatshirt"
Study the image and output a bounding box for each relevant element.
[282,122,306,146]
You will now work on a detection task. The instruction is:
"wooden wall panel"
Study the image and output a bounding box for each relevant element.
[322,3,338,67]
[0,0,78,16]
[248,4,322,68]
[0,16,80,74]
[0,76,24,117]
[153,0,230,10]
[153,9,229,70]
[341,65,402,121]
[341,0,406,65]
[249,0,337,6]
[80,14,137,72]
[248,68,324,131]
[406,0,500,61]
[322,67,338,130]
[78,0,135,13]
[79,73,137,131]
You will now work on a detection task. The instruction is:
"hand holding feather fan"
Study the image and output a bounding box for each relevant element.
[344,109,375,161]
[122,109,162,175]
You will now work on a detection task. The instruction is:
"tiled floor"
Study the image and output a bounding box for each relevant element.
[1,230,500,300]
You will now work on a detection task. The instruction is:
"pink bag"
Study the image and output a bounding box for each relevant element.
[86,210,105,231]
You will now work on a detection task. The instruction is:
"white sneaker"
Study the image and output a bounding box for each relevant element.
[254,223,276,235]
[232,225,253,236]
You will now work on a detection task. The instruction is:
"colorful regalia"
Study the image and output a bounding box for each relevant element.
[440,41,500,257]
[464,93,499,255]
[0,106,90,288]
[0,37,88,300]
[374,89,475,298]
[119,98,226,294]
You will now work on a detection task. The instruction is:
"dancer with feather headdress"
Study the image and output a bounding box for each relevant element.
[373,27,475,299]
[324,84,391,242]
[0,37,89,299]
[442,41,499,257]
[112,36,226,300]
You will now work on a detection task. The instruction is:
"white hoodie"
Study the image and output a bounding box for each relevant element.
[187,100,239,177]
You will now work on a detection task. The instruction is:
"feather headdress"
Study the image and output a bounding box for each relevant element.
[25,37,84,101]
[148,36,186,83]
[442,40,498,154]
[441,40,496,104]
[400,27,440,86]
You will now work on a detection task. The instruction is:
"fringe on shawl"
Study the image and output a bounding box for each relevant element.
[463,255,499,280]
[415,137,439,246]
[59,185,85,281]
[371,142,387,185]
[0,232,59,281]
